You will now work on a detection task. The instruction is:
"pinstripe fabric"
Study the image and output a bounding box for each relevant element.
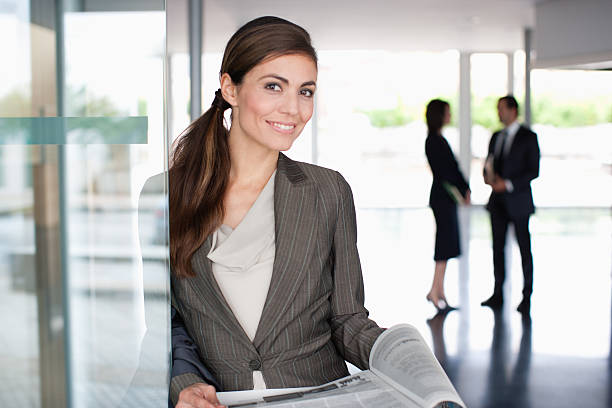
[170,373,206,404]
[171,153,384,393]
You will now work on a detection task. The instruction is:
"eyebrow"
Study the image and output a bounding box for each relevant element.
[259,74,316,87]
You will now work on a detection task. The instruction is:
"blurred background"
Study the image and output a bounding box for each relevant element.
[0,0,610,407]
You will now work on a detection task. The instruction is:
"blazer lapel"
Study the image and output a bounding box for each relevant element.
[253,154,318,348]
[188,235,256,352]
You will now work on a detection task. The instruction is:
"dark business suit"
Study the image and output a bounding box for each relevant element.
[484,125,540,299]
[425,132,469,260]
[169,153,384,405]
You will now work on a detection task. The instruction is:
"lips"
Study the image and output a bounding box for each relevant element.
[267,120,296,132]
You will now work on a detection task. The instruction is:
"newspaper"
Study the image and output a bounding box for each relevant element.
[442,182,465,205]
[217,324,465,408]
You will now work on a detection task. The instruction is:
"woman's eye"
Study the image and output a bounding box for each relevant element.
[300,89,314,97]
[265,83,282,91]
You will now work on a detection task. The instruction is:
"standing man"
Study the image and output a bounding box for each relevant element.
[481,95,540,315]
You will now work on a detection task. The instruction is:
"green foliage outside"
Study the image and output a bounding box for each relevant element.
[472,95,501,131]
[359,93,612,130]
[356,97,414,128]
[357,95,460,129]
[532,95,612,127]
[67,86,128,117]
[138,98,148,116]
[0,86,133,118]
[0,89,31,117]
[0,87,144,142]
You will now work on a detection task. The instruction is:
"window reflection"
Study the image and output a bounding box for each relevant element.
[0,3,169,407]
[62,10,169,407]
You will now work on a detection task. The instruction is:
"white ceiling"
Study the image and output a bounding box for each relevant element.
[168,0,540,54]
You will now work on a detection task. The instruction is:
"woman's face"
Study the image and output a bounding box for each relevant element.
[223,54,317,153]
[443,105,451,126]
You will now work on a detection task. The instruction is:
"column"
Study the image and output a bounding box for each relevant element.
[458,52,471,312]
[524,28,533,126]
[188,0,203,121]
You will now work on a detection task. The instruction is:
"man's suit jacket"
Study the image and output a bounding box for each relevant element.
[170,153,384,404]
[485,125,540,219]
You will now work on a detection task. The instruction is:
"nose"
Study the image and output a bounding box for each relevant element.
[279,92,299,116]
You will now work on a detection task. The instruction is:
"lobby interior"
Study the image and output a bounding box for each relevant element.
[1,1,611,407]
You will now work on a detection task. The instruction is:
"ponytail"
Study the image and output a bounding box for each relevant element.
[169,16,317,278]
[169,90,231,278]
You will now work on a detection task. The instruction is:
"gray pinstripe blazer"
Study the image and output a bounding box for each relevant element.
[170,153,384,397]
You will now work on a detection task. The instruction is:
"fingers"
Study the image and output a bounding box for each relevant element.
[177,383,225,408]
[175,402,196,408]
[201,384,222,406]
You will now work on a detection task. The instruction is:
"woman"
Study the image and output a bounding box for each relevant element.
[424,99,470,312]
[169,16,384,408]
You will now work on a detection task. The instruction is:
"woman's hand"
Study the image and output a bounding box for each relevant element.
[464,190,471,205]
[176,383,225,408]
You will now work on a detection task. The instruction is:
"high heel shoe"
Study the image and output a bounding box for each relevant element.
[426,294,448,312]
[440,297,458,312]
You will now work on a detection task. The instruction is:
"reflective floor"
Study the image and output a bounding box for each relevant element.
[1,206,610,407]
[359,207,612,408]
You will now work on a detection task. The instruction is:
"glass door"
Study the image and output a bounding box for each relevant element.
[0,1,170,407]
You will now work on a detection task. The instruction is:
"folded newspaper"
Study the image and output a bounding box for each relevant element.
[442,182,465,205]
[218,324,465,408]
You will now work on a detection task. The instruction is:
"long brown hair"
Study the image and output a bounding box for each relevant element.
[169,16,318,278]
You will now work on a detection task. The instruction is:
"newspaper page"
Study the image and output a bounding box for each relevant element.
[217,371,419,408]
[369,324,465,408]
[442,182,465,205]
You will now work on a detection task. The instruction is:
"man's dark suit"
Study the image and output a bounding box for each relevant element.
[484,125,540,300]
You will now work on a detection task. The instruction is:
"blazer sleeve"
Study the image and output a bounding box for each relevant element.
[169,303,222,406]
[508,130,540,192]
[328,172,385,370]
[426,136,470,196]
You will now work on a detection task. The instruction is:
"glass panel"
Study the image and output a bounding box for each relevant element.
[316,50,460,208]
[530,68,612,208]
[469,53,509,205]
[62,6,168,408]
[169,53,191,143]
[0,1,169,407]
[512,50,526,101]
[0,3,42,407]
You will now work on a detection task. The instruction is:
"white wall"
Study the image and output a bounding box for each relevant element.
[535,0,612,68]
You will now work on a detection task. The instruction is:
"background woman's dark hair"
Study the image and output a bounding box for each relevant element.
[426,99,449,134]
[169,16,317,278]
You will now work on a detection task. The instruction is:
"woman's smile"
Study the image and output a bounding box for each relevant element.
[266,120,297,133]
[223,53,317,153]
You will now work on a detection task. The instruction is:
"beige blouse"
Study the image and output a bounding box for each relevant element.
[207,171,276,390]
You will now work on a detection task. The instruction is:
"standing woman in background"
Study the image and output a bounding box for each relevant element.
[424,99,470,312]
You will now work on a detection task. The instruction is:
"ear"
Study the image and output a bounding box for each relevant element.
[220,73,238,106]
